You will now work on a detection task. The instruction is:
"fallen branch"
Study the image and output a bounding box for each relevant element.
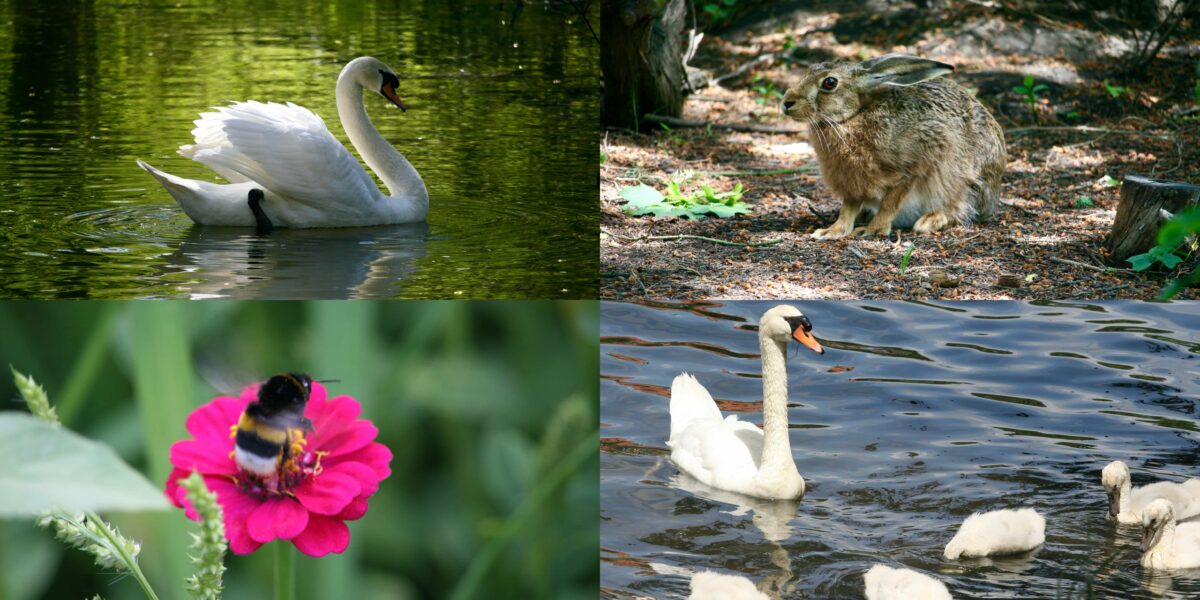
[706,166,818,177]
[1005,126,1172,140]
[603,228,783,247]
[643,113,804,134]
[1049,256,1138,274]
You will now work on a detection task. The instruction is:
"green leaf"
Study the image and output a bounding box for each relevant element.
[1156,205,1200,247]
[0,413,168,516]
[1013,86,1030,94]
[1025,273,1038,282]
[1032,84,1049,93]
[1074,195,1094,208]
[704,203,750,218]
[1099,175,1121,187]
[1158,252,1184,269]
[618,185,663,210]
[1023,75,1034,88]
[480,428,534,513]
[1126,253,1155,271]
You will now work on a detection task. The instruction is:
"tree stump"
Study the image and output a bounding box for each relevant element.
[1103,175,1200,266]
[601,0,688,131]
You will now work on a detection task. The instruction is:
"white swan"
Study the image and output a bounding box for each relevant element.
[667,305,824,501]
[1102,460,1200,524]
[863,565,952,600]
[137,56,427,229]
[943,508,1045,559]
[1141,498,1200,569]
[688,571,769,600]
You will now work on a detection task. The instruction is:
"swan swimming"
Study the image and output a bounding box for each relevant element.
[943,508,1045,559]
[1102,460,1200,524]
[667,305,824,501]
[688,571,769,600]
[863,564,952,600]
[137,56,427,229]
[1141,498,1200,569]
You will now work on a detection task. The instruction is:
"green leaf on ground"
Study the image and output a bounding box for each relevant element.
[619,182,750,220]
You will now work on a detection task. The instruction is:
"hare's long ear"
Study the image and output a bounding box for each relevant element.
[861,54,954,88]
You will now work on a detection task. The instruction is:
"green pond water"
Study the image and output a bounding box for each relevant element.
[0,0,598,299]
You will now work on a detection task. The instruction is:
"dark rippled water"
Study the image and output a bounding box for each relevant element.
[0,0,597,299]
[601,300,1200,599]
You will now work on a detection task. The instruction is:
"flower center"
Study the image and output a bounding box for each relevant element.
[228,425,327,498]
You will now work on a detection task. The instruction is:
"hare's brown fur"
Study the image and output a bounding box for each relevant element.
[783,55,1005,239]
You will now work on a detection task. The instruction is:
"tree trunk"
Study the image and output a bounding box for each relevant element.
[1103,174,1200,265]
[601,0,688,131]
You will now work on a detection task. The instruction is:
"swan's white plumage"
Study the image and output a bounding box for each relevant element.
[943,508,1045,559]
[863,565,952,600]
[138,57,426,228]
[668,374,763,494]
[1140,499,1200,569]
[1102,460,1200,524]
[666,305,820,501]
[688,571,768,600]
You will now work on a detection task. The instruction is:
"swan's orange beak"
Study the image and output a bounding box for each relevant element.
[382,83,407,112]
[792,328,824,354]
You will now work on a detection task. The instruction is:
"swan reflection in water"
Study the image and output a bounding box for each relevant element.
[157,223,430,299]
[669,471,800,599]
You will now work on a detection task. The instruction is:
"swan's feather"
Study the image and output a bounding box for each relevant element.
[668,376,763,495]
[863,565,952,600]
[185,101,381,217]
[688,571,769,600]
[668,374,722,440]
[1132,479,1200,522]
[943,508,1045,559]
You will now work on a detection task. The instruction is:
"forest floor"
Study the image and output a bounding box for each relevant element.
[600,2,1200,300]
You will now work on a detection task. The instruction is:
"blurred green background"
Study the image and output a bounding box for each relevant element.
[0,301,598,600]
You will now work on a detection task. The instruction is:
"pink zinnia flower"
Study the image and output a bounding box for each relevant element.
[164,381,391,557]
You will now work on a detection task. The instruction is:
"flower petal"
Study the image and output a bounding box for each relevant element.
[318,421,378,459]
[324,462,382,497]
[206,477,264,555]
[337,496,369,521]
[164,467,189,508]
[247,498,309,543]
[293,471,360,515]
[308,395,361,444]
[292,514,349,557]
[185,396,248,443]
[328,442,392,481]
[170,439,237,475]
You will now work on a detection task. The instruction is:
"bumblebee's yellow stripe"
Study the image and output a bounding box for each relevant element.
[237,413,288,445]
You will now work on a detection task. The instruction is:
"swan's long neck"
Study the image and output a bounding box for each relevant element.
[1119,478,1133,516]
[335,72,428,210]
[759,334,795,475]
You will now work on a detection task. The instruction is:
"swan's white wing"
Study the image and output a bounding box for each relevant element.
[689,571,768,600]
[182,101,379,208]
[669,417,762,493]
[1173,522,1200,566]
[668,374,723,440]
[863,565,952,600]
[1132,480,1200,521]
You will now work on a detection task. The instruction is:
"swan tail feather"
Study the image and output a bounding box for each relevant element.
[669,374,722,441]
[135,159,256,226]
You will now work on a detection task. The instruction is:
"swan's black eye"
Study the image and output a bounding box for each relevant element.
[821,77,838,91]
[378,69,400,91]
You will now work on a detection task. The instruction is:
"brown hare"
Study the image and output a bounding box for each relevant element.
[782,54,1005,239]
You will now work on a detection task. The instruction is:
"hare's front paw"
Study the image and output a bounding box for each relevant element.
[812,224,852,240]
[851,223,892,238]
[913,212,953,233]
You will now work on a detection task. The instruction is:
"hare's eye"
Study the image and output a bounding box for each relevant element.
[821,77,838,91]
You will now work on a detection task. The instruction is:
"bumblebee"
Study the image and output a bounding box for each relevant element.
[234,373,315,478]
